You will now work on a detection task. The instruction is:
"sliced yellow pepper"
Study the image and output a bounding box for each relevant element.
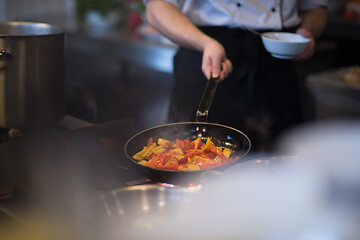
[187,164,201,171]
[138,160,147,166]
[142,143,157,159]
[158,138,172,147]
[223,148,232,158]
[133,147,148,161]
[172,148,184,155]
[201,137,213,151]
[178,165,189,171]
[195,156,209,162]
[153,146,166,154]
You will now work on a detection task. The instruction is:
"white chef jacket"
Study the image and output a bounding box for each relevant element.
[145,0,329,30]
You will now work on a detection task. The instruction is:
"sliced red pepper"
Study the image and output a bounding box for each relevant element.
[186,149,204,158]
[224,156,238,164]
[175,139,186,152]
[203,152,217,159]
[146,156,158,168]
[169,159,179,167]
[195,159,212,170]
[184,139,194,150]
[177,155,188,165]
[157,152,174,165]
[208,160,220,166]
[165,141,173,149]
[157,164,178,171]
[192,137,203,149]
[210,145,228,160]
[147,137,153,147]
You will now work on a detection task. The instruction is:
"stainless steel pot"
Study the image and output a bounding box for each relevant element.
[0,22,65,128]
[93,184,199,240]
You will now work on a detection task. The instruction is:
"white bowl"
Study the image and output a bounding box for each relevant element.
[261,32,310,59]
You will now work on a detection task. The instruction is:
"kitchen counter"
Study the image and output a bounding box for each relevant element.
[66,25,177,74]
[0,118,137,196]
[63,24,177,129]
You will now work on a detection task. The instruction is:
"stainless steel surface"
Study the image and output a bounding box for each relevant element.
[100,184,197,220]
[306,67,360,119]
[0,21,65,128]
[196,76,220,122]
[97,184,198,239]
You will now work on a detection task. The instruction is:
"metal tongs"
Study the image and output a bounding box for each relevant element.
[196,76,220,122]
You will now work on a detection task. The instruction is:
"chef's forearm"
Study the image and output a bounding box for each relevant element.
[146,0,214,51]
[299,7,328,40]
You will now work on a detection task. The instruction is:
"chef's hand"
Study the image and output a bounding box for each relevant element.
[202,39,233,81]
[295,28,315,62]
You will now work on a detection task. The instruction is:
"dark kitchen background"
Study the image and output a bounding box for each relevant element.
[1,0,360,239]
[1,0,359,129]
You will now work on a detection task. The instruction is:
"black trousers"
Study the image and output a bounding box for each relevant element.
[167,26,303,151]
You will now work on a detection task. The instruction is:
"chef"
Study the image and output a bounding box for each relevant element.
[144,0,329,150]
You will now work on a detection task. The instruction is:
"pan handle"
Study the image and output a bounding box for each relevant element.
[196,76,220,122]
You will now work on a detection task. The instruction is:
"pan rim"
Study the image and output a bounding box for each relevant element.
[103,184,198,196]
[124,122,251,173]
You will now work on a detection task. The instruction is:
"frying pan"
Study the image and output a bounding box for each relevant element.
[124,77,251,184]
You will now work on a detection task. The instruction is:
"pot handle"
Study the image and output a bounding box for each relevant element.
[196,76,220,122]
[0,49,12,60]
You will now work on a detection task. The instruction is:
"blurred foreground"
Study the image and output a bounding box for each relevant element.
[2,119,360,240]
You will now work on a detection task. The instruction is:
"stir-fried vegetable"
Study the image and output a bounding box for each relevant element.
[133,137,238,171]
